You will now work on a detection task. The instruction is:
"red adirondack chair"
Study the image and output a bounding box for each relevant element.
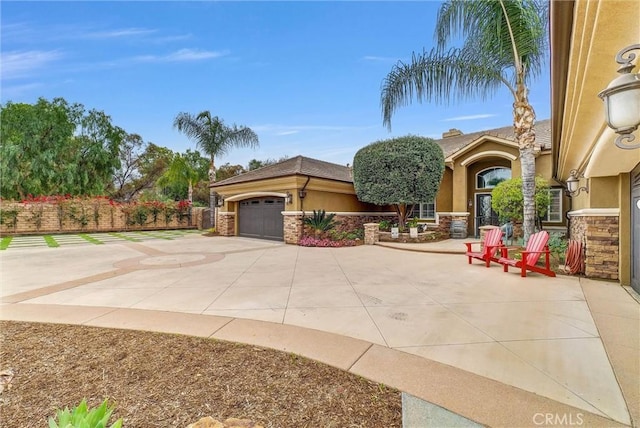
[465,227,504,267]
[498,230,556,277]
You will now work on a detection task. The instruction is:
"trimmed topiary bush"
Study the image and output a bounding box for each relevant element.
[353,135,444,229]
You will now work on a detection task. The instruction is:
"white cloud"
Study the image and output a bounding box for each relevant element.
[362,55,399,63]
[276,130,299,136]
[0,50,63,79]
[83,28,158,39]
[442,114,498,121]
[133,49,229,63]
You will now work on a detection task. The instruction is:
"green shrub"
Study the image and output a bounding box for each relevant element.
[48,399,123,428]
[304,210,338,235]
[548,232,568,263]
[491,177,551,223]
[353,135,444,229]
[378,220,392,232]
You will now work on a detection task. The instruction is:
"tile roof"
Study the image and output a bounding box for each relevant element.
[212,155,353,187]
[212,120,551,187]
[435,119,551,158]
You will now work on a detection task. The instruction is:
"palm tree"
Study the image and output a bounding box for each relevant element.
[157,152,206,204]
[173,111,259,226]
[380,0,547,241]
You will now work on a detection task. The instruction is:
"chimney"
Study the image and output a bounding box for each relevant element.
[442,128,463,138]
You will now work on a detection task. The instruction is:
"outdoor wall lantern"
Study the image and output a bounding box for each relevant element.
[598,44,640,150]
[565,169,589,197]
[285,192,293,204]
[216,195,224,207]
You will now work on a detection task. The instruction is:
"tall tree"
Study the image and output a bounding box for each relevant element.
[247,156,289,171]
[111,135,174,201]
[0,97,124,199]
[173,111,259,225]
[215,163,246,181]
[157,150,208,204]
[380,0,547,241]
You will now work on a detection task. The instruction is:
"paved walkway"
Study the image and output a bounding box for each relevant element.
[1,233,638,427]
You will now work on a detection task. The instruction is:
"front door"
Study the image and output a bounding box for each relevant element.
[475,193,499,237]
[632,165,640,293]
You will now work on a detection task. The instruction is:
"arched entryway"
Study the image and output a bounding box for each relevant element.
[468,163,512,237]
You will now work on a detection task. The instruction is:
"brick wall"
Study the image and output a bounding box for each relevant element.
[0,201,202,235]
[569,212,619,280]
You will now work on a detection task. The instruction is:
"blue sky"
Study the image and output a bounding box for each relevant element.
[1,1,550,168]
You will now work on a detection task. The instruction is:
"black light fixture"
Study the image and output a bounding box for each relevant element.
[598,44,640,149]
[216,195,225,207]
[285,192,293,204]
[565,169,589,197]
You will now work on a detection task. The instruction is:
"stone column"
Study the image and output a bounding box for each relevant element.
[216,212,235,236]
[364,223,379,245]
[568,209,619,280]
[283,212,303,244]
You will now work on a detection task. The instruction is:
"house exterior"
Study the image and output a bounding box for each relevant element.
[211,156,394,244]
[212,120,567,245]
[550,0,640,289]
[422,119,567,238]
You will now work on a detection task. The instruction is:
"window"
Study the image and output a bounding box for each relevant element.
[418,201,436,219]
[543,188,563,222]
[476,167,511,189]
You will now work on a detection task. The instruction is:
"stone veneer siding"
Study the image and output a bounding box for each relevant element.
[363,212,470,244]
[431,213,471,239]
[216,212,236,237]
[569,211,619,280]
[284,212,395,245]
[284,213,304,244]
[364,223,379,245]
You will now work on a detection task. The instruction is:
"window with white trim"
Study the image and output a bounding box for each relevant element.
[543,188,563,222]
[418,201,436,219]
[476,167,511,189]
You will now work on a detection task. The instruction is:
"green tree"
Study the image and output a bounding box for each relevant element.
[157,150,209,203]
[173,111,259,224]
[247,156,289,171]
[0,97,124,199]
[110,135,175,201]
[353,135,444,229]
[491,177,551,224]
[215,163,246,181]
[380,0,547,241]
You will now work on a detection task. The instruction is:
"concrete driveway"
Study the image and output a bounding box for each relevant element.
[1,233,638,427]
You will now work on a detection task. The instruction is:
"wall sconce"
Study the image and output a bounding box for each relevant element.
[598,44,640,149]
[285,192,293,204]
[565,169,589,197]
[468,199,473,208]
[216,195,224,207]
[298,190,307,199]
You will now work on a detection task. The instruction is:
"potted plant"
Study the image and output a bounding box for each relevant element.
[407,217,419,238]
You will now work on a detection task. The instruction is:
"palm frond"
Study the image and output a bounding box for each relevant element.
[173,110,259,162]
[435,0,547,80]
[381,48,506,129]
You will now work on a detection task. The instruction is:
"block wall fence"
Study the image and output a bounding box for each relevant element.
[0,201,204,235]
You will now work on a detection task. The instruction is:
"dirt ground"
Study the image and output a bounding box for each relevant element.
[0,321,401,428]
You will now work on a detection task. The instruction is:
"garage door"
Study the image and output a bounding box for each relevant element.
[238,197,285,241]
